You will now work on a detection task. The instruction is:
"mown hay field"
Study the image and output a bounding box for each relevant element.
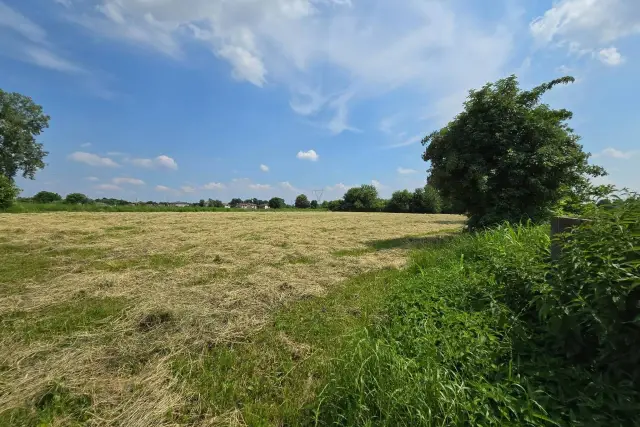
[0,211,464,426]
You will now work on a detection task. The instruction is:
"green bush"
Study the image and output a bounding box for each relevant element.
[64,193,89,204]
[314,204,640,426]
[33,191,62,204]
[0,175,20,209]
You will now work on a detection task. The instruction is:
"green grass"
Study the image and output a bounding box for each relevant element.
[2,296,128,342]
[0,382,93,427]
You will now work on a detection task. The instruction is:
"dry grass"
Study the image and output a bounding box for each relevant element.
[0,211,464,426]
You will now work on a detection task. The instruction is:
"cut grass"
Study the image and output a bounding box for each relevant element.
[0,211,464,426]
[1,297,128,342]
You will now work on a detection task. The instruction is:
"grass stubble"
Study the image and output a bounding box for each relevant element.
[0,211,464,426]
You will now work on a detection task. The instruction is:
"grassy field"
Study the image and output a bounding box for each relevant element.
[0,211,464,426]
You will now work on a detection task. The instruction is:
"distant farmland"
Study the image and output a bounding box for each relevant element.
[0,211,464,426]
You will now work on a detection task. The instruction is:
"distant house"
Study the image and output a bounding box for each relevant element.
[258,204,270,209]
[237,203,257,209]
[224,204,231,209]
[171,202,190,207]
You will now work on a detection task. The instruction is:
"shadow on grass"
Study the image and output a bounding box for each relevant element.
[366,234,456,251]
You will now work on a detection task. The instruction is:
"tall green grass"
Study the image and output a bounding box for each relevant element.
[312,200,639,426]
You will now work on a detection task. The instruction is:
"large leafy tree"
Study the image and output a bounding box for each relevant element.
[295,194,311,209]
[0,175,19,209]
[268,197,286,209]
[0,89,50,180]
[423,75,605,229]
[33,191,62,203]
[387,190,413,213]
[343,185,379,211]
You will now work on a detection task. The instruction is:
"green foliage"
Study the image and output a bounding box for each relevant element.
[343,184,379,211]
[410,185,441,213]
[387,189,413,213]
[268,197,286,209]
[207,199,225,208]
[295,194,311,209]
[229,198,243,207]
[310,200,318,209]
[0,89,50,180]
[326,199,343,211]
[32,191,62,204]
[0,174,20,209]
[64,193,89,204]
[198,199,205,207]
[315,204,640,426]
[423,75,605,229]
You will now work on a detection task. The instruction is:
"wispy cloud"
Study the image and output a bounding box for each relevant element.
[113,177,145,186]
[397,167,417,175]
[387,134,423,149]
[95,183,122,191]
[249,183,271,190]
[260,164,269,172]
[69,152,120,167]
[594,147,638,159]
[202,182,226,190]
[181,186,196,193]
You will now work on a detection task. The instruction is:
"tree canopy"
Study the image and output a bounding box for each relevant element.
[423,75,604,229]
[0,89,50,180]
[269,197,286,209]
[65,193,89,204]
[295,194,311,209]
[343,185,379,211]
[33,191,62,204]
[0,175,19,209]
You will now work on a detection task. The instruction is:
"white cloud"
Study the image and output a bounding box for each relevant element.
[80,142,92,148]
[280,181,300,192]
[595,47,624,66]
[379,114,400,134]
[155,185,178,193]
[86,176,100,181]
[371,179,385,189]
[327,183,353,192]
[387,134,423,149]
[95,184,122,191]
[530,0,640,59]
[0,1,47,44]
[24,46,84,73]
[69,152,120,168]
[249,183,271,190]
[297,149,319,161]
[107,151,128,157]
[202,182,226,190]
[181,185,196,193]
[397,167,417,175]
[113,177,145,185]
[65,0,515,134]
[128,155,178,170]
[596,147,638,159]
[260,164,269,172]
[155,155,178,170]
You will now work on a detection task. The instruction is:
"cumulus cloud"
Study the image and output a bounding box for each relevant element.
[113,177,145,185]
[595,47,624,66]
[69,152,120,167]
[297,149,319,161]
[530,0,640,61]
[280,181,300,192]
[202,182,226,190]
[95,183,122,191]
[371,179,385,189]
[397,167,417,175]
[64,0,516,134]
[260,164,269,172]
[128,155,178,170]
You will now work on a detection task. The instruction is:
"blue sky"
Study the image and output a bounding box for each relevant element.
[1,0,638,203]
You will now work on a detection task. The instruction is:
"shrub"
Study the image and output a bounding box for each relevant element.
[269,197,286,209]
[343,185,378,211]
[387,190,412,213]
[0,175,20,209]
[64,193,89,204]
[33,191,62,204]
[410,185,441,213]
[295,194,310,209]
